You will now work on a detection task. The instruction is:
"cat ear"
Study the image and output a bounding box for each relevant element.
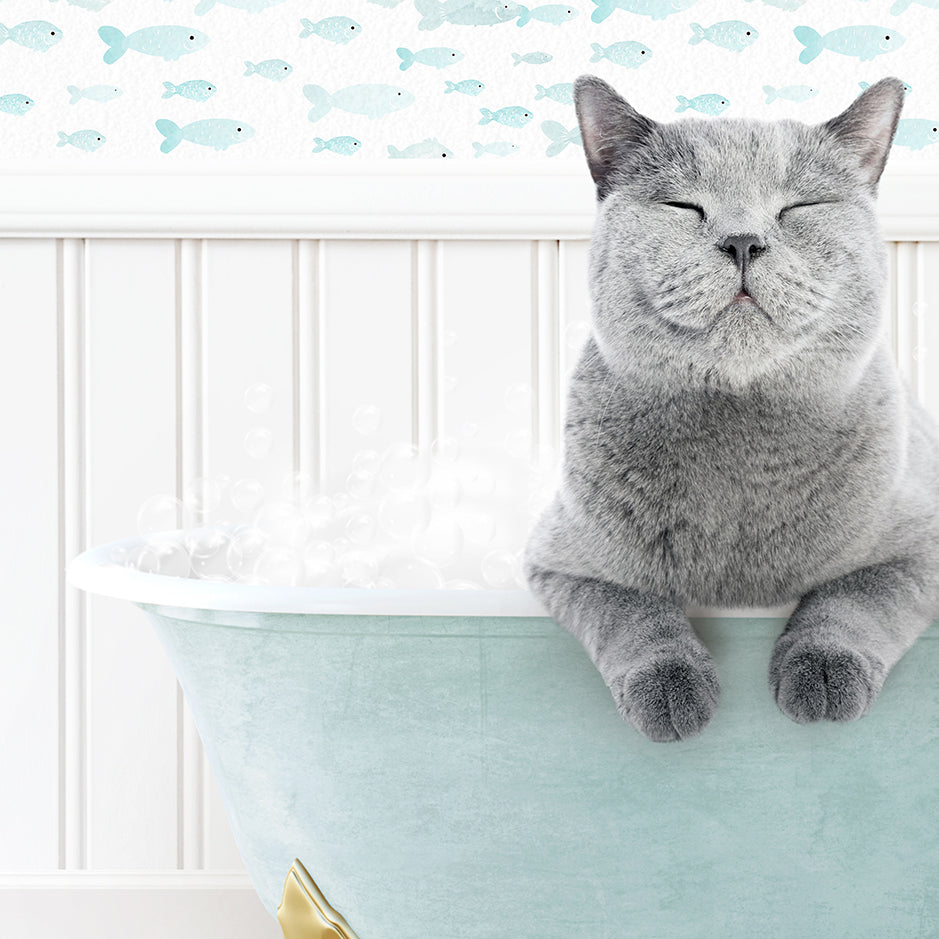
[821,77,906,189]
[574,75,658,199]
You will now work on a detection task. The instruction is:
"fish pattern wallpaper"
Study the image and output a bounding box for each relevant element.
[1,0,938,163]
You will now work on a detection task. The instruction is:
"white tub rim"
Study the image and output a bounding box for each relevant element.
[67,534,550,617]
[68,534,799,620]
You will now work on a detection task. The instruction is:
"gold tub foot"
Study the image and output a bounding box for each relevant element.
[277,858,360,939]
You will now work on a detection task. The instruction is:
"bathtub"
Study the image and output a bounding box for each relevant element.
[70,534,939,938]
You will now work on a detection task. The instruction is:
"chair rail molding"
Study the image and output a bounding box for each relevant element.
[2,160,939,240]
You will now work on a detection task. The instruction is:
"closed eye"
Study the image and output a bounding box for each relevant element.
[777,200,837,220]
[662,201,705,220]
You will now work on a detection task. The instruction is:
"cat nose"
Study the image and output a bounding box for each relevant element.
[717,233,766,273]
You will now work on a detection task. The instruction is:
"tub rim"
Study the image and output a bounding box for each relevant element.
[67,534,549,617]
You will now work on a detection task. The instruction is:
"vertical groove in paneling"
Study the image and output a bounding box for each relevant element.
[295,240,320,488]
[59,237,87,870]
[413,240,438,449]
[176,239,204,870]
[895,241,918,393]
[886,242,898,365]
[915,242,927,403]
[534,240,560,458]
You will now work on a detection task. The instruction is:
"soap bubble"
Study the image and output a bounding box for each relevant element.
[352,449,381,476]
[461,464,496,498]
[461,511,496,546]
[302,541,341,586]
[565,321,590,351]
[481,549,519,588]
[431,436,460,464]
[281,471,314,505]
[183,476,223,518]
[185,528,232,581]
[505,428,533,461]
[255,500,311,547]
[426,466,461,511]
[346,469,376,501]
[137,493,184,535]
[304,495,335,533]
[504,382,532,415]
[226,527,268,579]
[244,382,273,414]
[379,491,431,539]
[339,548,380,586]
[352,404,382,436]
[126,538,191,578]
[230,478,264,514]
[381,443,430,492]
[445,579,482,590]
[253,546,304,585]
[412,516,463,567]
[381,555,445,589]
[245,427,273,460]
[346,512,377,545]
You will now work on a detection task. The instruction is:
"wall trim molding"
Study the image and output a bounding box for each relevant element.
[0,870,255,889]
[2,161,939,240]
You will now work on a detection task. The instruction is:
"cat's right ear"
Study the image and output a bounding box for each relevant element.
[574,75,658,199]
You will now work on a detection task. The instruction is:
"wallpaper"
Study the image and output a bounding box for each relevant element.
[1,0,938,164]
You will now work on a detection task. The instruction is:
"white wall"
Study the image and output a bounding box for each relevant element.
[2,164,939,937]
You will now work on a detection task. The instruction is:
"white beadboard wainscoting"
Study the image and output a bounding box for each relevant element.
[3,163,939,939]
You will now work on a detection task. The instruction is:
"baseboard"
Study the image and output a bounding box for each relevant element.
[0,872,280,939]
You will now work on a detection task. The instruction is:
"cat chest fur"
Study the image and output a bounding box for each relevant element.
[561,372,899,607]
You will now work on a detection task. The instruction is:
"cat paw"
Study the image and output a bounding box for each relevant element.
[610,648,720,742]
[770,635,885,724]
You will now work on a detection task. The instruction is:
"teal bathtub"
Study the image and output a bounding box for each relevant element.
[70,536,939,938]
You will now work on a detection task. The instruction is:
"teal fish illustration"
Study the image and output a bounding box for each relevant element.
[415,0,525,29]
[689,21,757,51]
[860,79,911,95]
[590,0,698,25]
[397,46,464,69]
[743,0,804,9]
[312,136,362,155]
[68,84,123,105]
[445,79,485,95]
[53,0,110,10]
[675,93,730,115]
[794,25,903,64]
[57,129,105,152]
[387,138,453,158]
[299,17,361,43]
[890,0,939,13]
[193,0,285,13]
[0,21,62,52]
[535,82,574,104]
[156,118,253,152]
[244,59,292,81]
[516,5,579,25]
[590,41,652,67]
[763,84,817,104]
[98,25,209,64]
[303,83,415,121]
[893,119,939,150]
[162,80,216,101]
[542,120,581,157]
[479,105,533,127]
[512,51,552,65]
[0,94,34,116]
[472,141,520,157]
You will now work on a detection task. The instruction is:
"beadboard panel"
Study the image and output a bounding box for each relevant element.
[0,239,59,871]
[3,226,939,939]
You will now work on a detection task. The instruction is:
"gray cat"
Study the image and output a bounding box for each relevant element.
[524,75,939,742]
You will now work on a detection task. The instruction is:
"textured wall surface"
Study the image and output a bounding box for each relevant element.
[2,0,939,163]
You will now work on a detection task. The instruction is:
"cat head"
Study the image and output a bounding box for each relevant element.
[575,76,905,392]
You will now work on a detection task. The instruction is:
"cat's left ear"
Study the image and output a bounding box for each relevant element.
[821,77,905,189]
